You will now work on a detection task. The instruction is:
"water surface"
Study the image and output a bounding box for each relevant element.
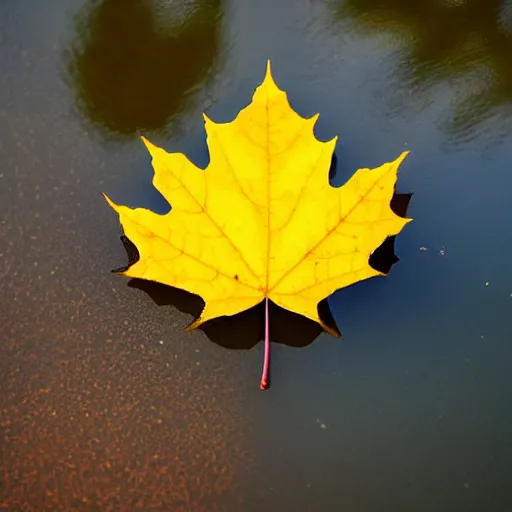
[1,0,512,510]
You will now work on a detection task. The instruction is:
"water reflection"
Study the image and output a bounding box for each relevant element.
[337,0,512,140]
[66,0,222,138]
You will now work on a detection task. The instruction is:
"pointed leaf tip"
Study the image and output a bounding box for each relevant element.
[184,317,203,332]
[321,320,342,339]
[397,150,410,163]
[263,59,276,86]
[308,113,320,126]
[140,135,158,156]
[102,192,117,210]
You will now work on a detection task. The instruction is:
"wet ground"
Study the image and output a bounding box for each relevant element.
[2,0,512,510]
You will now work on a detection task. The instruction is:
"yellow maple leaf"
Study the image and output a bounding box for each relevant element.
[104,61,411,389]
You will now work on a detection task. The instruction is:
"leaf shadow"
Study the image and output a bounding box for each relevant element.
[114,152,412,350]
[127,278,336,350]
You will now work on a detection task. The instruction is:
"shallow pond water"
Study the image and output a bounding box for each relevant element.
[1,0,512,510]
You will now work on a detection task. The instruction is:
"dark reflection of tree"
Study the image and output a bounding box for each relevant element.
[66,0,221,138]
[337,0,512,140]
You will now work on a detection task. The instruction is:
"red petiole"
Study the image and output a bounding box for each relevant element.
[259,297,270,390]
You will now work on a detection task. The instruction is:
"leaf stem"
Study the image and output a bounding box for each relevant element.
[260,297,270,390]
